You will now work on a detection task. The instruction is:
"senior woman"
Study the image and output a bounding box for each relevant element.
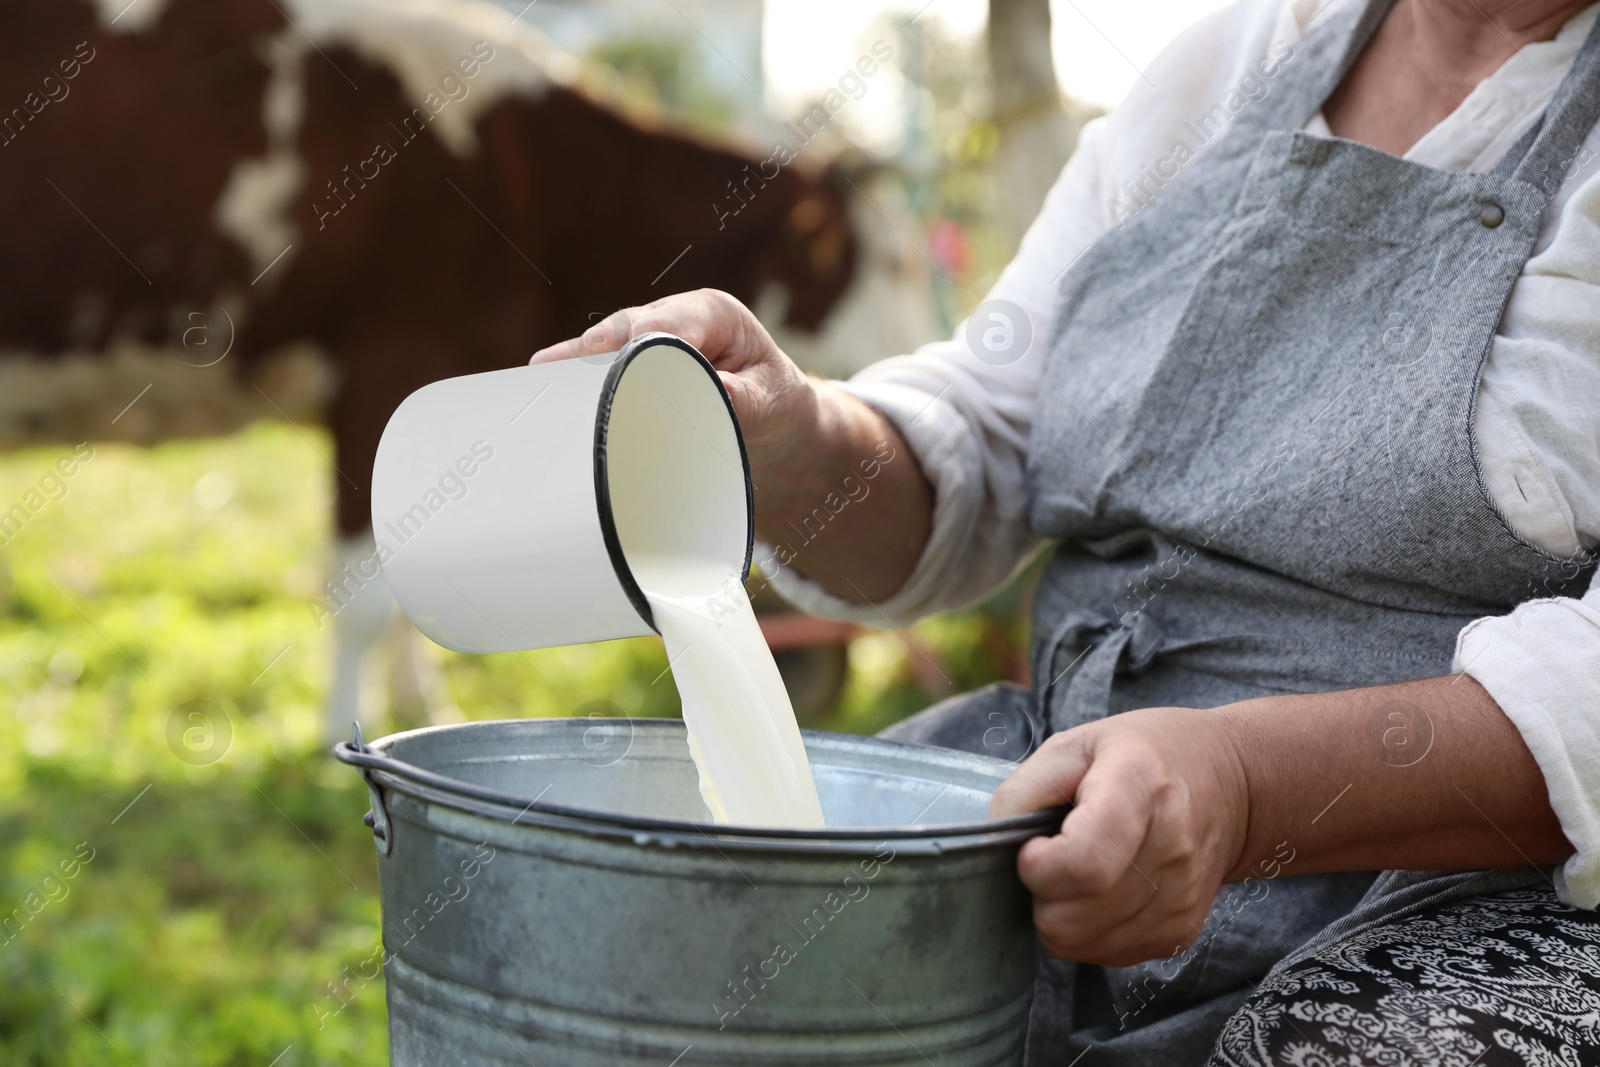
[537,0,1600,1060]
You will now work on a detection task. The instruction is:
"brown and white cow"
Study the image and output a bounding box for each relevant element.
[0,0,935,738]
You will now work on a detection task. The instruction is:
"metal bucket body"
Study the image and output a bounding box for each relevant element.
[340,719,1056,1066]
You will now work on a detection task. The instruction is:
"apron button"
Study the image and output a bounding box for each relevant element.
[1480,203,1505,228]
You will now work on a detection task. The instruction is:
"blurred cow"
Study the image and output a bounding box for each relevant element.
[0,0,935,740]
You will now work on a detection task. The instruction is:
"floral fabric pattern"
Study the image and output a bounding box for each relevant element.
[1208,887,1600,1066]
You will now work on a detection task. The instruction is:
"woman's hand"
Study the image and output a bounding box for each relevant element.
[530,289,820,476]
[989,677,1575,968]
[989,708,1251,967]
[532,288,935,601]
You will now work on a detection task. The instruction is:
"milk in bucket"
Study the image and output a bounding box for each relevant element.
[372,333,824,830]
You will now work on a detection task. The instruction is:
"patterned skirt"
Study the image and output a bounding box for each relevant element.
[1207,886,1600,1066]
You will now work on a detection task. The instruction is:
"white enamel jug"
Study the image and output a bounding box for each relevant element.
[371,332,753,652]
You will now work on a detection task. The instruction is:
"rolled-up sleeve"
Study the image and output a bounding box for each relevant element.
[1455,569,1600,908]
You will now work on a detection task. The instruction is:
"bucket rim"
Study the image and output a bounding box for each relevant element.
[334,718,1067,854]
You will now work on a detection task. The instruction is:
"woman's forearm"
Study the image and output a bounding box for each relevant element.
[751,380,933,604]
[988,667,1572,965]
[1217,674,1572,881]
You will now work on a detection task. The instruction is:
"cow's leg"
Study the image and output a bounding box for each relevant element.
[324,533,395,745]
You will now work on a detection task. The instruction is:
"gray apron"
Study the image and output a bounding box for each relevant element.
[885,0,1600,1061]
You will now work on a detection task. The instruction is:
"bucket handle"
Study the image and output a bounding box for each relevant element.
[334,728,1071,844]
[344,724,394,856]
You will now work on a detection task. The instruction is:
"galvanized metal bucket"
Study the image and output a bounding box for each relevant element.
[334,718,1063,1066]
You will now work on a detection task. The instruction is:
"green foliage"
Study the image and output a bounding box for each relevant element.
[0,423,1021,1064]
[587,35,738,131]
[872,14,1012,314]
[1,425,387,1065]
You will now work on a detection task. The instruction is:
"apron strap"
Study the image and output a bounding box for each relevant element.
[1291,0,1600,199]
[1494,9,1600,200]
[1491,111,1549,180]
[1270,0,1400,134]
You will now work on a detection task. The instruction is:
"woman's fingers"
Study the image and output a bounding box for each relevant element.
[998,738,1165,961]
[529,305,647,364]
[992,708,1250,967]
[1025,776,1213,964]
[529,290,766,369]
[1017,748,1156,901]
[525,289,814,473]
[989,732,1093,820]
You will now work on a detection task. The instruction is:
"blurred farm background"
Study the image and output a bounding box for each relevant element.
[0,0,1216,1062]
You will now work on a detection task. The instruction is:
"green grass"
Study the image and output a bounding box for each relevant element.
[0,422,1022,1066]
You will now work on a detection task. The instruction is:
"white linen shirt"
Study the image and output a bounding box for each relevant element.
[769,0,1600,906]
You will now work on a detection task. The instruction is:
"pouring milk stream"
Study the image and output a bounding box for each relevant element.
[630,556,824,828]
[371,334,825,830]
